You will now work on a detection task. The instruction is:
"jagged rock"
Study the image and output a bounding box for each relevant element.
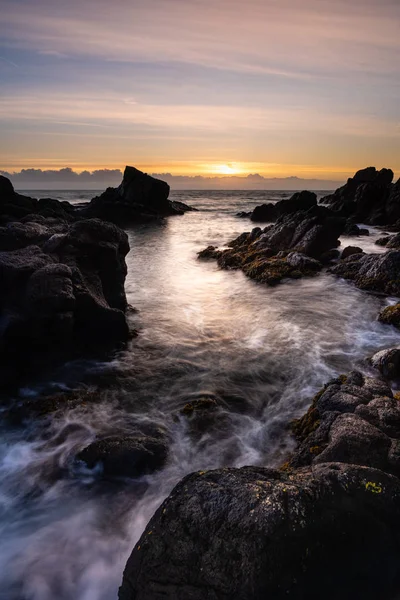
[77,435,168,478]
[379,304,400,329]
[370,348,400,380]
[87,166,193,224]
[320,167,399,225]
[199,206,344,286]
[341,246,363,260]
[329,250,400,295]
[250,191,317,223]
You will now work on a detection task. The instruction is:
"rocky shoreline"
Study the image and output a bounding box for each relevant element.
[118,167,400,599]
[2,166,400,598]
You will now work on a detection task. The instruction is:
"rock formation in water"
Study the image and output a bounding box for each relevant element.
[86,166,194,224]
[329,250,400,296]
[239,167,400,228]
[0,177,131,388]
[199,205,345,284]
[119,370,400,600]
[250,190,317,223]
[320,166,400,226]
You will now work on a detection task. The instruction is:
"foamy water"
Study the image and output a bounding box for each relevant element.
[2,190,399,599]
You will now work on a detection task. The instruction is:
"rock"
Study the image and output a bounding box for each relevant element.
[236,211,252,218]
[198,206,344,286]
[343,221,369,236]
[119,462,400,600]
[329,250,400,295]
[386,233,400,249]
[77,435,168,478]
[119,367,400,599]
[341,245,363,260]
[87,166,194,224]
[250,191,317,223]
[250,203,277,222]
[197,245,219,260]
[379,304,400,329]
[320,167,398,225]
[0,218,130,387]
[286,252,322,271]
[376,236,392,247]
[370,348,400,380]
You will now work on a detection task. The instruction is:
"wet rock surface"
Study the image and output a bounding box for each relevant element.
[199,205,344,285]
[329,250,400,295]
[120,370,400,600]
[86,166,194,224]
[77,434,168,478]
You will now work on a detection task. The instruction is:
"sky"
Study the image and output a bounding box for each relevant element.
[1,0,400,183]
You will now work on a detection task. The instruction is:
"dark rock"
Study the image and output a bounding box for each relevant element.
[87,166,193,224]
[119,462,400,600]
[250,191,317,223]
[250,203,277,222]
[343,221,370,236]
[197,246,219,260]
[379,303,400,329]
[119,367,400,599]
[286,252,322,271]
[198,206,344,286]
[236,211,252,218]
[387,233,400,249]
[370,348,400,380]
[341,245,363,260]
[329,250,400,295]
[320,167,398,225]
[77,435,168,478]
[376,236,392,247]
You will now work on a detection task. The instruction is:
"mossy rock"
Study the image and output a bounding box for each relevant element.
[379,303,400,329]
[7,389,99,424]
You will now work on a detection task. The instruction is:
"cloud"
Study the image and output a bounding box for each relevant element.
[1,166,343,190]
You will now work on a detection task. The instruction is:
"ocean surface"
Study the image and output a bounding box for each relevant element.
[1,190,399,600]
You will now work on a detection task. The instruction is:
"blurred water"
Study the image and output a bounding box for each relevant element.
[1,190,399,599]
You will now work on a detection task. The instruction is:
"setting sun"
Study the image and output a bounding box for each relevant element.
[215,164,240,175]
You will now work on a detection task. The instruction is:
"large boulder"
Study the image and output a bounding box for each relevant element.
[320,167,398,225]
[87,166,193,224]
[119,462,400,600]
[250,191,317,223]
[329,250,400,295]
[119,371,400,599]
[0,218,130,387]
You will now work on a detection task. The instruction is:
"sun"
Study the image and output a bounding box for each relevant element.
[216,164,239,175]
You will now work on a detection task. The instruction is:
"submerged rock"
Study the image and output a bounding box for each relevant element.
[87,166,194,224]
[119,370,400,599]
[77,435,168,478]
